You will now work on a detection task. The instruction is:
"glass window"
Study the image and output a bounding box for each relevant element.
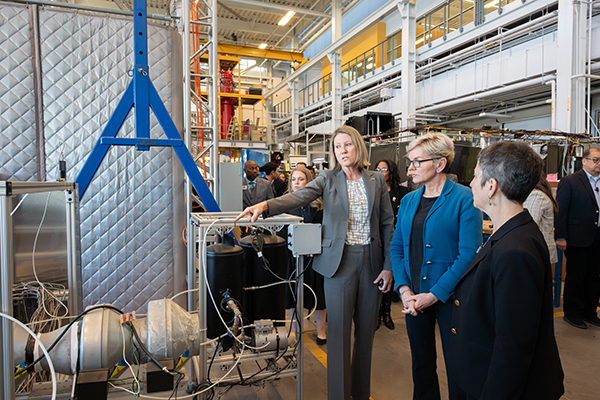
[385,30,402,64]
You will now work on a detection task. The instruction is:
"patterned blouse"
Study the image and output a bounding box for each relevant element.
[523,188,558,263]
[345,178,370,245]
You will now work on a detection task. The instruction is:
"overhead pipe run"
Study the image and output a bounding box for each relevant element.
[417,75,556,114]
[415,12,558,77]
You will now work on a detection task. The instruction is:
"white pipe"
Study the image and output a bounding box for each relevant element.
[416,12,558,76]
[546,79,556,131]
[1,312,57,400]
[418,75,555,113]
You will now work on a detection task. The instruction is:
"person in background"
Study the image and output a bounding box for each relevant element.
[261,161,286,197]
[390,132,482,400]
[374,159,408,330]
[279,172,289,189]
[450,141,564,400]
[555,147,600,329]
[237,125,394,400]
[242,160,274,208]
[523,174,559,264]
[284,166,327,344]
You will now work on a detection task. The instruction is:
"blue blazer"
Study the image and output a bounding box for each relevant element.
[390,178,482,303]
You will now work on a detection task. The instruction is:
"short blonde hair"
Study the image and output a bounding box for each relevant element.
[406,132,455,173]
[330,125,370,171]
[289,166,323,210]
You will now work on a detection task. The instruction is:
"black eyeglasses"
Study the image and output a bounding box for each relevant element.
[585,157,600,164]
[375,168,389,172]
[405,158,437,168]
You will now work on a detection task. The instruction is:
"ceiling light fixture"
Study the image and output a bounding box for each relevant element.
[258,43,268,49]
[278,10,296,26]
[479,112,512,118]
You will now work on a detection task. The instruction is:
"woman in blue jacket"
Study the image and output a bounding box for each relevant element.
[390,133,482,400]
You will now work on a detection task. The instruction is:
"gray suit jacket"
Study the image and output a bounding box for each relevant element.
[243,177,275,209]
[268,169,394,278]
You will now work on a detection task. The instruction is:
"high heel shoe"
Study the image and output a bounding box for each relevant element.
[382,313,395,330]
[316,337,327,345]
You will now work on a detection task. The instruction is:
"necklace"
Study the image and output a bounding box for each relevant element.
[477,232,493,254]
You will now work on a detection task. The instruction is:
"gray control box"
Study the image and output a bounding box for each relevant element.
[288,224,322,256]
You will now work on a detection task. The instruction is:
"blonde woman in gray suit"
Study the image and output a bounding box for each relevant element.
[237,125,395,400]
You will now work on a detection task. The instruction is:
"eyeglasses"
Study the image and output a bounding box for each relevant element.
[375,168,389,172]
[584,157,600,164]
[405,158,437,168]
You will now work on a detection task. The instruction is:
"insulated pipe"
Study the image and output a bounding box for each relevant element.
[418,75,555,113]
[416,12,558,76]
[12,300,201,376]
[0,0,175,21]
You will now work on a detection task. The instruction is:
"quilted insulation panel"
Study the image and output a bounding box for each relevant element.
[0,4,37,181]
[38,9,179,312]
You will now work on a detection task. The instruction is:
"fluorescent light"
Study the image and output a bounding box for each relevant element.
[278,10,296,26]
[366,63,373,69]
[485,0,499,8]
[479,112,512,118]
[415,37,425,45]
[357,62,363,67]
[258,43,268,49]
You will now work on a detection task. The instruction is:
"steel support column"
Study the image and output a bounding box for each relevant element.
[0,196,14,400]
[400,0,416,129]
[330,0,343,131]
[556,0,586,134]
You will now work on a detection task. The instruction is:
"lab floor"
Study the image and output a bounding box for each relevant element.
[217,301,600,400]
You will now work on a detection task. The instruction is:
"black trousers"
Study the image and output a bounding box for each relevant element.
[405,300,466,400]
[564,228,600,319]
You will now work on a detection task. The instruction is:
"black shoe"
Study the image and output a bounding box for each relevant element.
[382,313,395,330]
[316,337,327,345]
[582,315,600,327]
[564,315,588,329]
[376,315,382,331]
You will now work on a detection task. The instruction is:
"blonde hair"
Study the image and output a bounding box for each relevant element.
[289,166,323,210]
[330,125,370,171]
[406,132,455,173]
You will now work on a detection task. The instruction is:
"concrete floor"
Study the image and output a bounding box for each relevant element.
[217,301,600,400]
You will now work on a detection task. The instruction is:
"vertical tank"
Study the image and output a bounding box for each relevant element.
[240,233,286,324]
[205,243,244,340]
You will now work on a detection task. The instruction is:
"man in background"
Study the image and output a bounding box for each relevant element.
[261,162,286,197]
[555,147,600,329]
[242,160,274,209]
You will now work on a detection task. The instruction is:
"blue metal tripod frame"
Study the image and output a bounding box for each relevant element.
[75,0,219,212]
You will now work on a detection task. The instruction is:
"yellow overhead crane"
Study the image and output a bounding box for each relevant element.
[202,42,307,66]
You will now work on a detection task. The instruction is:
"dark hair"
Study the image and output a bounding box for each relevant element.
[478,141,543,204]
[536,174,559,214]
[376,159,401,189]
[582,148,600,158]
[260,162,279,175]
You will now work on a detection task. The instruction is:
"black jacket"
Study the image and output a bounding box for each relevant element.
[388,185,408,225]
[555,168,600,247]
[450,211,564,400]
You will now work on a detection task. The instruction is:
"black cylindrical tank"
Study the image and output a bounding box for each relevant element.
[206,243,244,340]
[240,233,286,324]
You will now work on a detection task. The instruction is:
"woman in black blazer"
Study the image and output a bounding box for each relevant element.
[374,159,407,330]
[237,125,394,400]
[450,142,564,400]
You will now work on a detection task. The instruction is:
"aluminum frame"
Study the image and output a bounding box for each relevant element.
[189,212,305,400]
[0,181,80,400]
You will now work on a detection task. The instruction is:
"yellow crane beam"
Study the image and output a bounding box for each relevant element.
[217,43,305,64]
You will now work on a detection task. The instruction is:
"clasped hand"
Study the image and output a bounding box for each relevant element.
[402,292,438,316]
